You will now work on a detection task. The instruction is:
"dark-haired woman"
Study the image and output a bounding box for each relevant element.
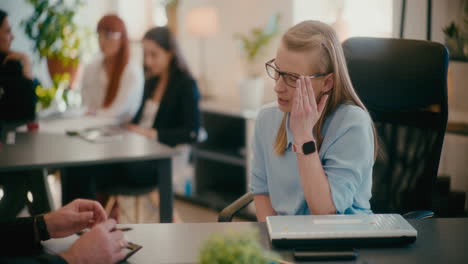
[62,26,200,222]
[81,14,143,123]
[0,9,36,122]
[127,26,200,148]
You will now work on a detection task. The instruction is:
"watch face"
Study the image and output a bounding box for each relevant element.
[302,141,316,154]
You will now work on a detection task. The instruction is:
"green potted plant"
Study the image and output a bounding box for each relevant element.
[35,73,70,112]
[162,0,179,34]
[198,230,281,264]
[234,14,280,109]
[22,0,91,86]
[443,0,468,60]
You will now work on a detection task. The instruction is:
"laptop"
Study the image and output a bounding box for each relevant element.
[266,214,417,248]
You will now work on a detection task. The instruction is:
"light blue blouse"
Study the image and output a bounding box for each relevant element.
[249,103,374,215]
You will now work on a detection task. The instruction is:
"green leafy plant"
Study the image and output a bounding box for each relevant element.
[35,73,70,110]
[198,229,280,264]
[443,22,459,39]
[234,13,280,77]
[21,0,92,66]
[443,0,468,60]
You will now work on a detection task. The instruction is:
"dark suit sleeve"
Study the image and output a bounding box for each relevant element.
[157,78,201,146]
[0,218,67,263]
[0,217,42,257]
[0,59,37,121]
[0,254,67,264]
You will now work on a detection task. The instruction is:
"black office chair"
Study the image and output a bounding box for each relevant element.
[218,37,449,222]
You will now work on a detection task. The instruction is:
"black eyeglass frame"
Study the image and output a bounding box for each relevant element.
[265,58,330,88]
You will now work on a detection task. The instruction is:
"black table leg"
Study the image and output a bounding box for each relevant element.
[0,171,28,217]
[27,169,53,215]
[157,158,173,223]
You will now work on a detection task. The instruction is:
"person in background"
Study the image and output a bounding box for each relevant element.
[0,9,36,123]
[0,199,127,264]
[128,26,201,148]
[250,21,377,221]
[80,14,143,123]
[62,27,200,221]
[0,9,43,220]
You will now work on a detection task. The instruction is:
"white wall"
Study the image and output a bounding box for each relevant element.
[177,0,292,103]
[394,0,468,207]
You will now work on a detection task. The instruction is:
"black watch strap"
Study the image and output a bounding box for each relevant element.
[35,215,50,241]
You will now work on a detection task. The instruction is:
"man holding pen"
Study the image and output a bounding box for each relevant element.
[0,199,128,264]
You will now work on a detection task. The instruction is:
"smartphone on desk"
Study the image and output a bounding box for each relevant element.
[293,247,358,261]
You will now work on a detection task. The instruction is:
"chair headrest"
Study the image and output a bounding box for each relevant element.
[342,37,449,112]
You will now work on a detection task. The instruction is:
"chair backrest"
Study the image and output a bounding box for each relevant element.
[342,37,448,214]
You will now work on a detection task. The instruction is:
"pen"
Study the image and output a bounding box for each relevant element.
[111,227,133,232]
[76,227,133,236]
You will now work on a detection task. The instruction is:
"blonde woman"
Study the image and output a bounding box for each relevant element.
[250,21,377,221]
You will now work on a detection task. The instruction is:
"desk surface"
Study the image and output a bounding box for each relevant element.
[43,218,468,264]
[0,132,178,172]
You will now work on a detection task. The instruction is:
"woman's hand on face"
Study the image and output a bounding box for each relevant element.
[290,76,328,144]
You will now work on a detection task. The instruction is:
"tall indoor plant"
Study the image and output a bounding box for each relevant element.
[443,0,468,60]
[162,0,179,34]
[235,13,280,109]
[22,0,91,86]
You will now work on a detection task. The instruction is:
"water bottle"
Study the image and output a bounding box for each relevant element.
[184,177,192,197]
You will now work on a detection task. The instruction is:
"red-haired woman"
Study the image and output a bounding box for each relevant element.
[81,14,143,123]
[62,15,143,221]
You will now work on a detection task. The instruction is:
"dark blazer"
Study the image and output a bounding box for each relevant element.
[132,70,201,147]
[0,52,37,122]
[0,218,66,263]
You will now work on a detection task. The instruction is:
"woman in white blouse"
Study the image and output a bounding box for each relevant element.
[81,14,143,123]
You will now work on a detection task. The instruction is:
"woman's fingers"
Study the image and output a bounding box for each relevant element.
[306,77,317,111]
[296,78,304,112]
[302,77,312,112]
[292,79,301,114]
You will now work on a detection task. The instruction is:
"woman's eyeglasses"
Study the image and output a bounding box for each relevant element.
[265,58,328,88]
[98,31,122,40]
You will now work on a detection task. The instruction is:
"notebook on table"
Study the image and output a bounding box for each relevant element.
[266,214,417,248]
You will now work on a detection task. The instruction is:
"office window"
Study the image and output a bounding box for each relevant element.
[293,0,393,41]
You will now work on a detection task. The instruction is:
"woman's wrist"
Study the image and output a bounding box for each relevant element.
[293,135,315,145]
[150,129,158,140]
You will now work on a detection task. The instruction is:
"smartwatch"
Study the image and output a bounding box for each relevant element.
[292,140,316,155]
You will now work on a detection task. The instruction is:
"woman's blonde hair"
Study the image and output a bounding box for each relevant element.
[273,20,378,157]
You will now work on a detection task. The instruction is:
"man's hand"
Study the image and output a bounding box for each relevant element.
[3,51,33,80]
[59,219,128,264]
[44,199,107,238]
